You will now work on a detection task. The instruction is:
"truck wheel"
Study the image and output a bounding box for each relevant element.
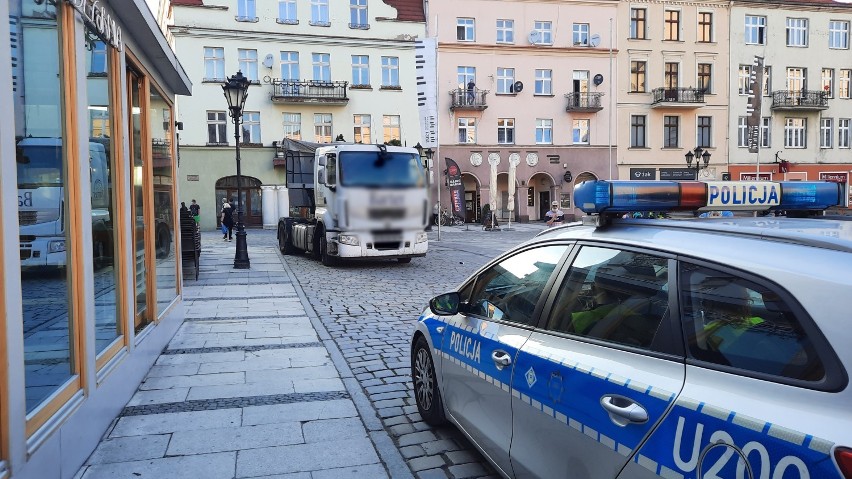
[156,225,170,259]
[319,233,338,267]
[278,225,296,255]
[397,257,412,264]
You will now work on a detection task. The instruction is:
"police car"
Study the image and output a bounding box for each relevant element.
[411,180,852,479]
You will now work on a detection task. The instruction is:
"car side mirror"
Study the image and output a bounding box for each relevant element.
[429,292,461,316]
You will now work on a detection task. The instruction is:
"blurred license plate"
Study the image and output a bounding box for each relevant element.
[373,233,402,242]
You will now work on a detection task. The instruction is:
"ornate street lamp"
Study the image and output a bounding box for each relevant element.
[223,70,251,269]
[685,146,711,179]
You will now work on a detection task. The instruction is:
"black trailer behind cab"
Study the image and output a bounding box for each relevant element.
[275,138,323,256]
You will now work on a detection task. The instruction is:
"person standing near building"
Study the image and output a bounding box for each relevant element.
[467,80,476,105]
[545,201,564,227]
[189,199,200,225]
[221,197,234,241]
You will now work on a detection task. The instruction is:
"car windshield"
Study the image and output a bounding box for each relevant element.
[17,145,63,187]
[339,151,425,188]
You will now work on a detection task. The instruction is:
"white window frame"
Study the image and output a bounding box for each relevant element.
[536,118,553,144]
[497,68,515,94]
[312,53,330,82]
[761,117,771,148]
[497,118,515,144]
[573,23,589,46]
[283,112,302,140]
[457,18,475,41]
[237,0,256,21]
[351,55,370,86]
[497,19,514,44]
[238,49,258,82]
[822,68,835,98]
[839,69,851,98]
[573,119,590,144]
[280,51,300,81]
[315,113,333,143]
[534,21,552,45]
[278,0,297,24]
[353,114,371,143]
[350,0,368,28]
[784,118,807,148]
[786,18,808,47]
[737,116,748,147]
[763,66,772,97]
[458,118,476,144]
[820,118,833,148]
[457,66,475,88]
[829,20,850,49]
[738,65,751,96]
[204,47,225,82]
[838,118,850,148]
[535,69,552,95]
[241,111,261,144]
[310,0,329,26]
[383,115,401,143]
[381,56,399,87]
[207,111,227,144]
[745,15,767,45]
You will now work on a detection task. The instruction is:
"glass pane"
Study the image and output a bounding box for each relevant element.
[12,0,75,412]
[250,189,261,216]
[129,70,149,330]
[150,88,177,315]
[85,25,121,355]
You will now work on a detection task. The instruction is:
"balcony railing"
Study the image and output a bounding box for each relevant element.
[651,87,706,107]
[271,80,349,104]
[771,90,828,110]
[565,92,604,112]
[449,88,488,110]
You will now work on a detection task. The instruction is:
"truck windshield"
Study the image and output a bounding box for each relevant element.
[17,146,62,187]
[339,151,425,188]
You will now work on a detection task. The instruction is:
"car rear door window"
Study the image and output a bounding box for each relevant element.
[678,262,825,382]
[545,246,670,350]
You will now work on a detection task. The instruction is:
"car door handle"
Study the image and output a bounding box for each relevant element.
[600,395,648,426]
[491,350,512,368]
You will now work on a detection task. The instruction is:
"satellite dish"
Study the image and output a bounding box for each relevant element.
[512,81,524,93]
[262,54,274,69]
[528,30,541,44]
[593,74,604,86]
[590,34,601,47]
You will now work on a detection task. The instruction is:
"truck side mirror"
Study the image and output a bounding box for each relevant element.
[317,166,327,185]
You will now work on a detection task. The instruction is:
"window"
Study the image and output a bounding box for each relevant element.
[821,118,833,148]
[465,246,567,326]
[311,0,330,25]
[458,118,476,143]
[839,119,850,148]
[278,0,297,24]
[381,56,399,87]
[664,115,679,148]
[631,115,646,147]
[823,68,834,98]
[698,12,713,42]
[630,8,646,39]
[204,47,225,81]
[785,118,807,148]
[786,18,808,47]
[664,10,680,41]
[238,49,258,82]
[312,53,330,82]
[829,21,849,49]
[536,118,553,144]
[352,55,370,86]
[738,65,751,96]
[207,111,227,144]
[350,0,368,28]
[457,66,475,88]
[535,69,552,95]
[697,116,712,148]
[573,119,589,144]
[665,62,679,89]
[315,113,333,143]
[573,23,589,46]
[242,111,261,144]
[738,117,749,147]
[280,51,300,80]
[679,263,825,382]
[630,61,646,92]
[697,63,712,93]
[787,68,806,94]
[498,118,515,144]
[497,68,515,94]
[840,70,851,98]
[457,18,475,41]
[761,117,771,148]
[745,15,767,45]
[533,21,552,44]
[353,114,371,143]
[283,113,302,140]
[383,115,401,143]
[763,66,772,96]
[89,41,107,74]
[497,19,514,43]
[237,0,256,20]
[545,246,669,350]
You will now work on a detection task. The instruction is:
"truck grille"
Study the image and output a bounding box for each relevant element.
[20,235,36,244]
[19,211,37,225]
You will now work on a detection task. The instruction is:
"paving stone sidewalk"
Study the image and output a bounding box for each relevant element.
[74,234,412,479]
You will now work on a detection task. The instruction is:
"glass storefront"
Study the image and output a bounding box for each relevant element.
[128,67,150,332]
[150,87,177,315]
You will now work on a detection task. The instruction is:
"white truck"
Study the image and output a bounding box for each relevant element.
[276,140,429,266]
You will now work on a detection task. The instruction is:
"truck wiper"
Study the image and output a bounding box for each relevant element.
[375,144,388,168]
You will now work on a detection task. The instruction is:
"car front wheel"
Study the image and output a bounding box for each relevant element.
[412,336,446,426]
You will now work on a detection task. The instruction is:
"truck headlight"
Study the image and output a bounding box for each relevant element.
[338,234,360,246]
[48,240,66,253]
[416,232,428,244]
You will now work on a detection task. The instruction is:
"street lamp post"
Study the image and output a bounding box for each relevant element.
[684,146,711,180]
[223,71,251,269]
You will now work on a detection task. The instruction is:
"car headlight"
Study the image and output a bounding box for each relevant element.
[416,232,428,244]
[338,234,359,246]
[48,240,66,253]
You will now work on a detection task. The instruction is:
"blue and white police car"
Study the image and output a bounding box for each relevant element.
[411,180,852,479]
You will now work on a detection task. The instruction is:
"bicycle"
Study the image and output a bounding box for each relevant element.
[435,209,465,226]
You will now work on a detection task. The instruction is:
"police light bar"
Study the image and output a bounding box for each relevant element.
[574,180,843,214]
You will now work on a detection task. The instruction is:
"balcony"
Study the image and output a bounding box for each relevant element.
[565,92,604,112]
[271,80,349,105]
[449,88,488,111]
[771,90,828,111]
[651,87,706,108]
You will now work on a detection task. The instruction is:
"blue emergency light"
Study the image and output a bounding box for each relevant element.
[574,180,843,215]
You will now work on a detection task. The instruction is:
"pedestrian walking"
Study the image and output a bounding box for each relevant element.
[189,199,200,225]
[220,197,234,241]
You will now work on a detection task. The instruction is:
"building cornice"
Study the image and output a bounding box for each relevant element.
[438,43,620,56]
[731,0,852,12]
[171,26,418,48]
[620,0,730,8]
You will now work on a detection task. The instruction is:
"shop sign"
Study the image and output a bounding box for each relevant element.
[630,168,656,180]
[65,0,123,50]
[819,172,848,183]
[659,168,696,180]
[740,172,771,181]
[186,175,199,182]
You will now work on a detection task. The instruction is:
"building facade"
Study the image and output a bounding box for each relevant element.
[171,0,425,231]
[0,0,190,477]
[615,0,730,182]
[727,0,852,202]
[430,0,619,223]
